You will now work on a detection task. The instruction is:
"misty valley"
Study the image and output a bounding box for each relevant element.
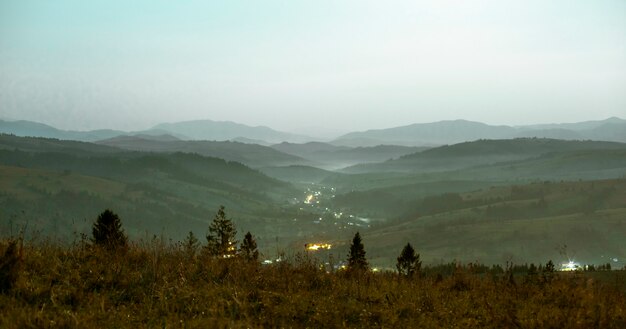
[2,118,626,327]
[2,118,626,269]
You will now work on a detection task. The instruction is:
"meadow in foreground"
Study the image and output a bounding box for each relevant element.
[1,236,625,328]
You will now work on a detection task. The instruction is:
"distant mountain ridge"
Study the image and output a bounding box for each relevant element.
[519,116,625,131]
[334,120,515,147]
[0,120,126,142]
[0,120,187,142]
[332,118,626,146]
[0,119,314,144]
[2,117,624,147]
[152,120,313,143]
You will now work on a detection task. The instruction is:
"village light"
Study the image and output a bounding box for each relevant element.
[304,195,314,204]
[560,260,581,271]
[305,243,332,251]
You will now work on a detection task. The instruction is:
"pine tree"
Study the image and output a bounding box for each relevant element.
[525,263,538,284]
[543,260,556,282]
[183,231,200,258]
[205,206,237,258]
[544,260,555,273]
[396,243,421,277]
[91,209,127,250]
[239,231,259,261]
[347,232,368,272]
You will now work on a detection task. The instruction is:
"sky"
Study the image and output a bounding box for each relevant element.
[1,0,625,137]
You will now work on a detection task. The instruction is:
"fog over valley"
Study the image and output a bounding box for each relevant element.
[2,116,626,267]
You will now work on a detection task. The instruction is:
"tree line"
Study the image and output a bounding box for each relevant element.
[74,207,618,277]
[91,206,259,261]
[89,206,425,275]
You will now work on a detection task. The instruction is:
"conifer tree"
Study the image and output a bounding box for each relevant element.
[396,243,421,277]
[542,260,556,282]
[91,209,127,250]
[347,232,368,272]
[205,206,237,258]
[525,263,538,284]
[183,231,200,258]
[239,231,259,261]
[545,260,555,273]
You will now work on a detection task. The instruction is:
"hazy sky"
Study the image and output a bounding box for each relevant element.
[1,0,625,136]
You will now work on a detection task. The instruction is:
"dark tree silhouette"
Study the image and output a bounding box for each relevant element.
[205,206,237,258]
[183,231,200,258]
[347,232,368,272]
[396,243,421,277]
[544,260,555,273]
[0,240,22,293]
[542,260,556,282]
[239,231,259,261]
[91,209,127,250]
[525,263,538,284]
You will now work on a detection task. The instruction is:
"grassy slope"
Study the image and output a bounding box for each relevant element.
[2,241,625,328]
[344,138,626,173]
[0,164,262,240]
[330,180,500,218]
[361,179,626,267]
[259,165,342,184]
[0,160,317,248]
[325,148,626,193]
[0,135,308,244]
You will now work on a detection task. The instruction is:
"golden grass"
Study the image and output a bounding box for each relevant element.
[1,239,625,328]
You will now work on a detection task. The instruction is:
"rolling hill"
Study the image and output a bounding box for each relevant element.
[97,135,309,168]
[360,178,626,267]
[343,138,626,174]
[271,142,427,169]
[328,149,626,218]
[259,165,342,184]
[0,135,312,243]
[322,138,626,225]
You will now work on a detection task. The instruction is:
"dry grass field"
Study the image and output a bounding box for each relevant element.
[1,238,625,328]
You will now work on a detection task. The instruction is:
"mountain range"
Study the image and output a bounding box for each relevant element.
[0,119,312,144]
[1,117,625,147]
[332,117,626,146]
[152,120,314,143]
